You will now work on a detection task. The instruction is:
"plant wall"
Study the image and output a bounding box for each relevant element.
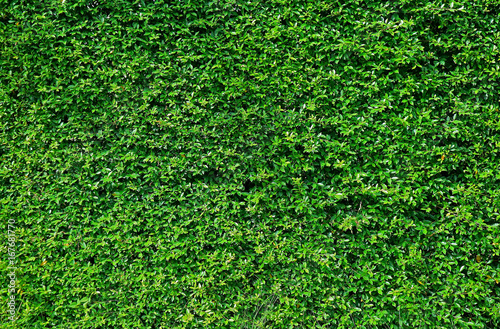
[1,0,500,328]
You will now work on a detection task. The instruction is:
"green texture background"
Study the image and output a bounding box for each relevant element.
[1,0,500,328]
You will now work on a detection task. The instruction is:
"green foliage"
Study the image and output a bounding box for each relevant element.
[1,0,500,328]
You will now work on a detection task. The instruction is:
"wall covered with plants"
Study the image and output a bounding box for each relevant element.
[1,0,500,328]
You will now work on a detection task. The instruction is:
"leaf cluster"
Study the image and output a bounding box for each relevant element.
[1,0,500,328]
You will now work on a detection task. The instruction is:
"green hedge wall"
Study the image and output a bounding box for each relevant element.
[1,0,500,328]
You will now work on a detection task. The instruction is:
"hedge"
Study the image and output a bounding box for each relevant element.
[1,0,500,328]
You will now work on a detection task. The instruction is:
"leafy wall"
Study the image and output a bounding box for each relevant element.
[1,0,500,328]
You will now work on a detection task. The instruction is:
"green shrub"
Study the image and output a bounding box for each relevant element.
[1,0,500,328]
